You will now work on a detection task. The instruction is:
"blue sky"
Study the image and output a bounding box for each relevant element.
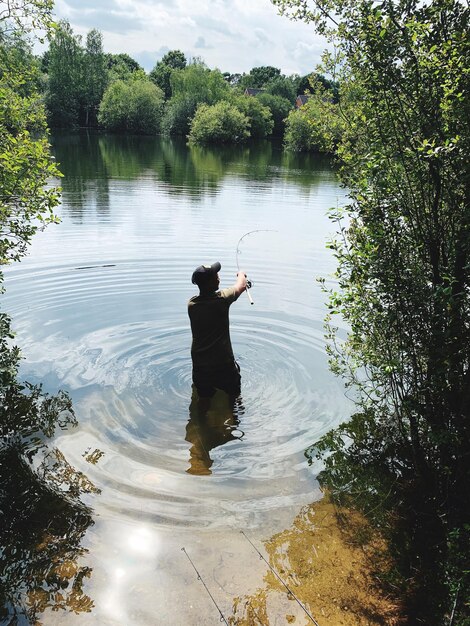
[52,0,328,75]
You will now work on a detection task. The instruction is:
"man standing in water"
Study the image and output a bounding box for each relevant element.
[188,261,247,398]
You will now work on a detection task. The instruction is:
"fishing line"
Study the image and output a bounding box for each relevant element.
[181,547,229,625]
[235,230,278,305]
[240,530,321,626]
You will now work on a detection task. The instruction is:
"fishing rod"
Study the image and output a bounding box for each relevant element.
[235,230,278,306]
[181,547,229,625]
[240,530,321,626]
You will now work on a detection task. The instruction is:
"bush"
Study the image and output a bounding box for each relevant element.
[188,101,250,144]
[266,76,297,103]
[161,63,231,136]
[257,93,292,136]
[98,78,164,134]
[171,63,230,105]
[161,96,198,136]
[284,89,343,153]
[283,109,314,151]
[231,95,273,138]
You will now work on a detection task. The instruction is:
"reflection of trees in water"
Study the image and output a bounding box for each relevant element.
[98,133,160,180]
[51,133,334,208]
[185,389,245,475]
[157,138,226,197]
[280,150,336,188]
[0,348,100,623]
[51,131,111,220]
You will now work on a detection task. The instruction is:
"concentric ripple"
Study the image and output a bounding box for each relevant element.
[2,134,351,530]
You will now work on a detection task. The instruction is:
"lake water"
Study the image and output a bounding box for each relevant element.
[2,133,350,625]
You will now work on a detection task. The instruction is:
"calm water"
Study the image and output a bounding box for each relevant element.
[2,133,350,625]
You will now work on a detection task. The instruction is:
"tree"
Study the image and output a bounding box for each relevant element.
[297,72,339,102]
[105,52,142,81]
[98,77,164,134]
[161,95,198,136]
[162,62,230,136]
[46,20,83,127]
[241,65,282,88]
[274,0,470,620]
[170,62,230,104]
[0,4,61,356]
[160,49,186,70]
[0,0,55,36]
[188,101,250,144]
[149,49,186,99]
[0,47,60,265]
[266,75,297,103]
[82,29,108,126]
[232,95,274,138]
[257,93,292,137]
[282,107,312,151]
[222,71,242,86]
[284,80,343,152]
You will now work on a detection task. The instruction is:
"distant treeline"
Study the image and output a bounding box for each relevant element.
[26,21,340,150]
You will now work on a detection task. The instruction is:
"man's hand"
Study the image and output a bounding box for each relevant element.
[234,270,248,296]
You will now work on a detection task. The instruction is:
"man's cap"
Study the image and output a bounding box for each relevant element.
[191,261,221,285]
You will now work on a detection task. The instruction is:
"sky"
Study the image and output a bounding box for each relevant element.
[51,0,329,76]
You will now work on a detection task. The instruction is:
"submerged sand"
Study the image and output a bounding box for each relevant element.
[228,494,402,625]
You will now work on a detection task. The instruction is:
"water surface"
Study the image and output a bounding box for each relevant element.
[3,133,350,624]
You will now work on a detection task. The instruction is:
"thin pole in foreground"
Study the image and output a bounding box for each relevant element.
[240,530,321,626]
[181,547,229,625]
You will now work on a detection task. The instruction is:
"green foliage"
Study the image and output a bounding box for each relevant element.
[297,72,339,102]
[161,95,198,136]
[240,65,282,88]
[98,77,164,134]
[188,101,250,145]
[149,49,186,99]
[170,62,230,105]
[275,0,470,620]
[162,63,230,136]
[222,72,242,86]
[105,52,142,82]
[0,58,61,264]
[45,26,135,128]
[46,24,116,128]
[159,50,186,70]
[82,29,108,126]
[231,95,274,139]
[284,80,343,153]
[45,20,83,127]
[0,0,55,36]
[149,62,173,100]
[257,93,292,137]
[266,75,297,103]
[0,34,43,94]
[283,108,313,151]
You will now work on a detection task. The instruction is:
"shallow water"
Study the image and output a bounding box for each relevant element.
[2,133,350,624]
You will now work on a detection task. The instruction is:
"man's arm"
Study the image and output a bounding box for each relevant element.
[232,270,247,297]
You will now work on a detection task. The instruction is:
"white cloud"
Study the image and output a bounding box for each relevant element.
[253,27,272,46]
[180,16,197,28]
[51,0,330,75]
[194,36,213,50]
[292,41,324,60]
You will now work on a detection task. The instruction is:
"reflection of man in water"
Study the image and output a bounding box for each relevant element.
[185,389,244,475]
[188,261,247,398]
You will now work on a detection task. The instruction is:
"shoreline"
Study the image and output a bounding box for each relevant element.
[228,492,402,625]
